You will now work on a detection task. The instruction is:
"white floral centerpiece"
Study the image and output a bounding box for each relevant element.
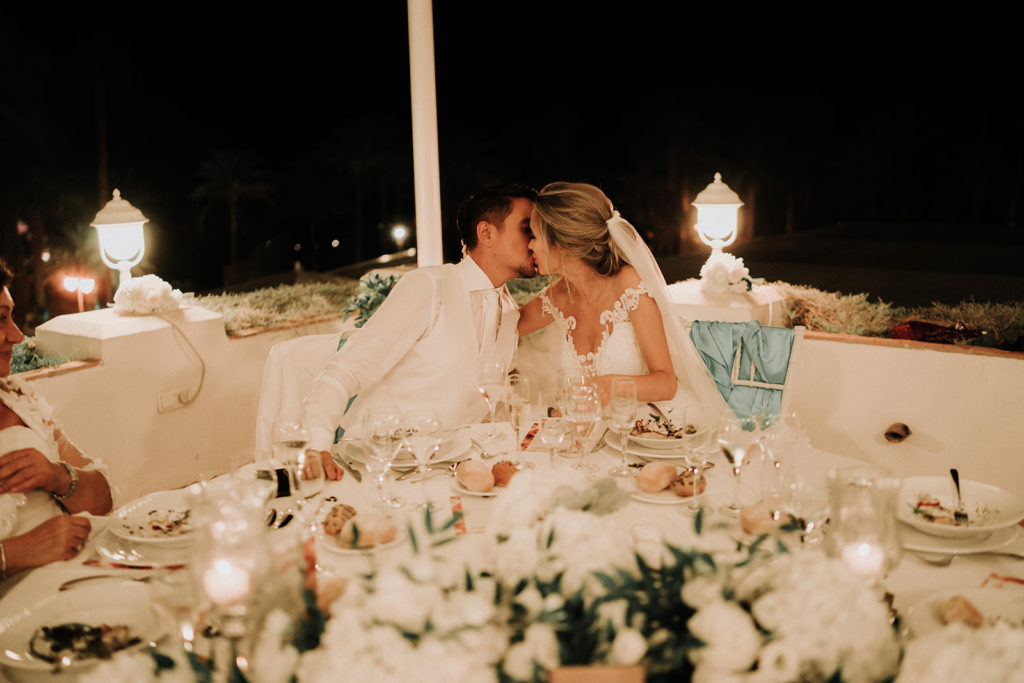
[113,274,183,315]
[896,621,1024,683]
[700,252,753,294]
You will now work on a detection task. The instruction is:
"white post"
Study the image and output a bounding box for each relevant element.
[407,0,444,266]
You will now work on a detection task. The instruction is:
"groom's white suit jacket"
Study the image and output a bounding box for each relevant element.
[305,257,518,451]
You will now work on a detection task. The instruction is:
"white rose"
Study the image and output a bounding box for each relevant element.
[681,576,723,609]
[688,600,761,673]
[503,623,560,681]
[608,628,647,666]
[754,639,801,683]
[596,598,630,632]
[515,585,544,617]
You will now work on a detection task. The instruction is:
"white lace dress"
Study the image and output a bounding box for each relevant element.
[0,376,116,541]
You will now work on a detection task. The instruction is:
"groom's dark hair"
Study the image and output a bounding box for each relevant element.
[456,184,537,250]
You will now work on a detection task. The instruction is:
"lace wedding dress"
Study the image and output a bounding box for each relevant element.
[0,377,116,541]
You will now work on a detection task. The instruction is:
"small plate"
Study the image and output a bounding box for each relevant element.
[321,534,405,555]
[0,582,162,673]
[898,475,1024,538]
[901,522,1018,554]
[607,431,688,461]
[451,480,500,498]
[94,527,190,569]
[110,489,193,545]
[347,433,472,469]
[903,588,1024,637]
[628,433,688,450]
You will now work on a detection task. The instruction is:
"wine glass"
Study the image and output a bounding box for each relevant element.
[563,382,602,474]
[555,368,587,416]
[508,374,534,469]
[361,406,405,510]
[295,448,327,533]
[606,378,637,477]
[537,417,568,466]
[718,413,762,516]
[271,416,308,467]
[477,361,507,443]
[402,409,442,509]
[784,469,830,545]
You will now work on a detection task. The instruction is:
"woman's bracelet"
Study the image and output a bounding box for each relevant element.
[52,461,79,501]
[1,540,7,581]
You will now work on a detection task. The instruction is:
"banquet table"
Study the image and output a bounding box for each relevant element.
[2,422,1023,682]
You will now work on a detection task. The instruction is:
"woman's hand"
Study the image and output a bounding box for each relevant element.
[0,447,64,495]
[6,515,92,572]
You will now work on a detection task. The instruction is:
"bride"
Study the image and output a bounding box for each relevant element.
[517,182,721,412]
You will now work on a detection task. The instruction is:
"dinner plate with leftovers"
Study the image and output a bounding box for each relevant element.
[110,489,194,545]
[903,589,1024,637]
[898,475,1024,538]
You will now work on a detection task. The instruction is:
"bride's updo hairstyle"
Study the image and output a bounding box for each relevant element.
[533,182,629,277]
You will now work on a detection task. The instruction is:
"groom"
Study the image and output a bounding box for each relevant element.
[305,185,537,478]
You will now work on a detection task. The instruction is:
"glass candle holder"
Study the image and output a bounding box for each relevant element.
[825,466,903,584]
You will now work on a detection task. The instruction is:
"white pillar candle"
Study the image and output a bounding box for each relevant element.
[203,559,252,605]
[841,542,885,580]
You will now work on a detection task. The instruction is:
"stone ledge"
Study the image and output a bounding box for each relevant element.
[804,330,1024,359]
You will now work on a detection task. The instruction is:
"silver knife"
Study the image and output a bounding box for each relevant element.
[331,447,362,482]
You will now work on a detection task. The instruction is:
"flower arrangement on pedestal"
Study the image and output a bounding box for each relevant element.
[699,252,753,294]
[113,275,183,315]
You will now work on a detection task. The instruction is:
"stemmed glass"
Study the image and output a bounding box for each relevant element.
[295,448,327,533]
[607,378,637,477]
[477,361,507,443]
[718,413,763,516]
[564,381,602,474]
[784,469,830,546]
[361,406,405,510]
[271,416,309,467]
[537,417,568,466]
[508,374,534,469]
[402,409,442,510]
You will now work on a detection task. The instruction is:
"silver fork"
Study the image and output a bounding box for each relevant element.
[950,468,968,525]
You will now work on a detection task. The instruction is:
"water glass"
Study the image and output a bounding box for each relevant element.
[271,416,308,467]
[607,378,637,477]
[508,374,534,469]
[563,381,601,473]
[402,409,442,509]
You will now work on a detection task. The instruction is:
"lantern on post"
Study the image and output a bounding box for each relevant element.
[692,172,743,260]
[91,189,147,292]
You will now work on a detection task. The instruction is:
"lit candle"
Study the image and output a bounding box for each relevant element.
[203,559,252,605]
[841,542,885,580]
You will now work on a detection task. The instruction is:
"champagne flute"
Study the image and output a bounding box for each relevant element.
[718,413,762,516]
[402,409,442,510]
[477,361,507,443]
[361,406,405,510]
[508,374,534,469]
[607,378,637,477]
[537,417,568,466]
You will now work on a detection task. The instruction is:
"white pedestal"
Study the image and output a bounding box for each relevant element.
[667,279,789,326]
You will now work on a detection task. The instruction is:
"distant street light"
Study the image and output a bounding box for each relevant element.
[63,275,96,312]
[693,172,743,259]
[91,189,147,293]
[391,224,410,249]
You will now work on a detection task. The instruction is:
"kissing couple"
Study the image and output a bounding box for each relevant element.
[303,182,722,479]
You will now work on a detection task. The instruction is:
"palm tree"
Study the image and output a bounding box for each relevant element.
[193,148,274,282]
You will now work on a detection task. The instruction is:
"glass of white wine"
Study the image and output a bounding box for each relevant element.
[508,373,534,469]
[563,381,601,474]
[361,406,405,510]
[606,377,637,478]
[477,361,507,444]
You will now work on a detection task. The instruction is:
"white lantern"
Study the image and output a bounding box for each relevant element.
[91,189,147,291]
[692,172,743,253]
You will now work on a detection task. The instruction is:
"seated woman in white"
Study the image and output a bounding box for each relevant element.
[517,182,721,412]
[0,263,114,591]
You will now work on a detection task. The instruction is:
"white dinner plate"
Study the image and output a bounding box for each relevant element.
[903,588,1024,637]
[321,534,405,555]
[0,581,162,674]
[93,527,191,569]
[898,475,1024,539]
[347,433,472,469]
[900,522,1018,554]
[628,433,689,451]
[607,431,688,461]
[451,479,500,498]
[109,489,194,546]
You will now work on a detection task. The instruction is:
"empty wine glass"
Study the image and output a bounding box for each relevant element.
[361,406,405,510]
[295,448,326,533]
[784,469,830,545]
[508,374,534,469]
[402,409,442,509]
[537,417,568,466]
[680,457,708,517]
[272,416,309,467]
[718,413,763,516]
[477,361,507,443]
[607,378,637,477]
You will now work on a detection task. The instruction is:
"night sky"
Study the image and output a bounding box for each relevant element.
[2,3,1020,296]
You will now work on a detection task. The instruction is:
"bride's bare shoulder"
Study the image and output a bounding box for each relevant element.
[615,265,643,290]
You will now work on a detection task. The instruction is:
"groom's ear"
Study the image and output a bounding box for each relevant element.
[476,220,497,246]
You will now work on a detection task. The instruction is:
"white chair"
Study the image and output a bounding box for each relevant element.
[254,331,348,459]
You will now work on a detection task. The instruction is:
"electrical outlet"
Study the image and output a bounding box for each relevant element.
[157,387,190,412]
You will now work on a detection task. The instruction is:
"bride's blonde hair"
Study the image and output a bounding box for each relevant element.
[533,182,629,277]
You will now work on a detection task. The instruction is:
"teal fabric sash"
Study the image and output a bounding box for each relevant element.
[689,320,794,424]
[333,334,358,443]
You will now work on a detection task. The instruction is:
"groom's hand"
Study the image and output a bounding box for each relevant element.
[317,450,345,481]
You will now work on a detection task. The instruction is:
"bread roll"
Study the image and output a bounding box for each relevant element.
[636,462,677,492]
[339,514,398,549]
[670,470,707,497]
[938,595,984,628]
[456,460,495,492]
[492,460,518,487]
[322,503,358,535]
